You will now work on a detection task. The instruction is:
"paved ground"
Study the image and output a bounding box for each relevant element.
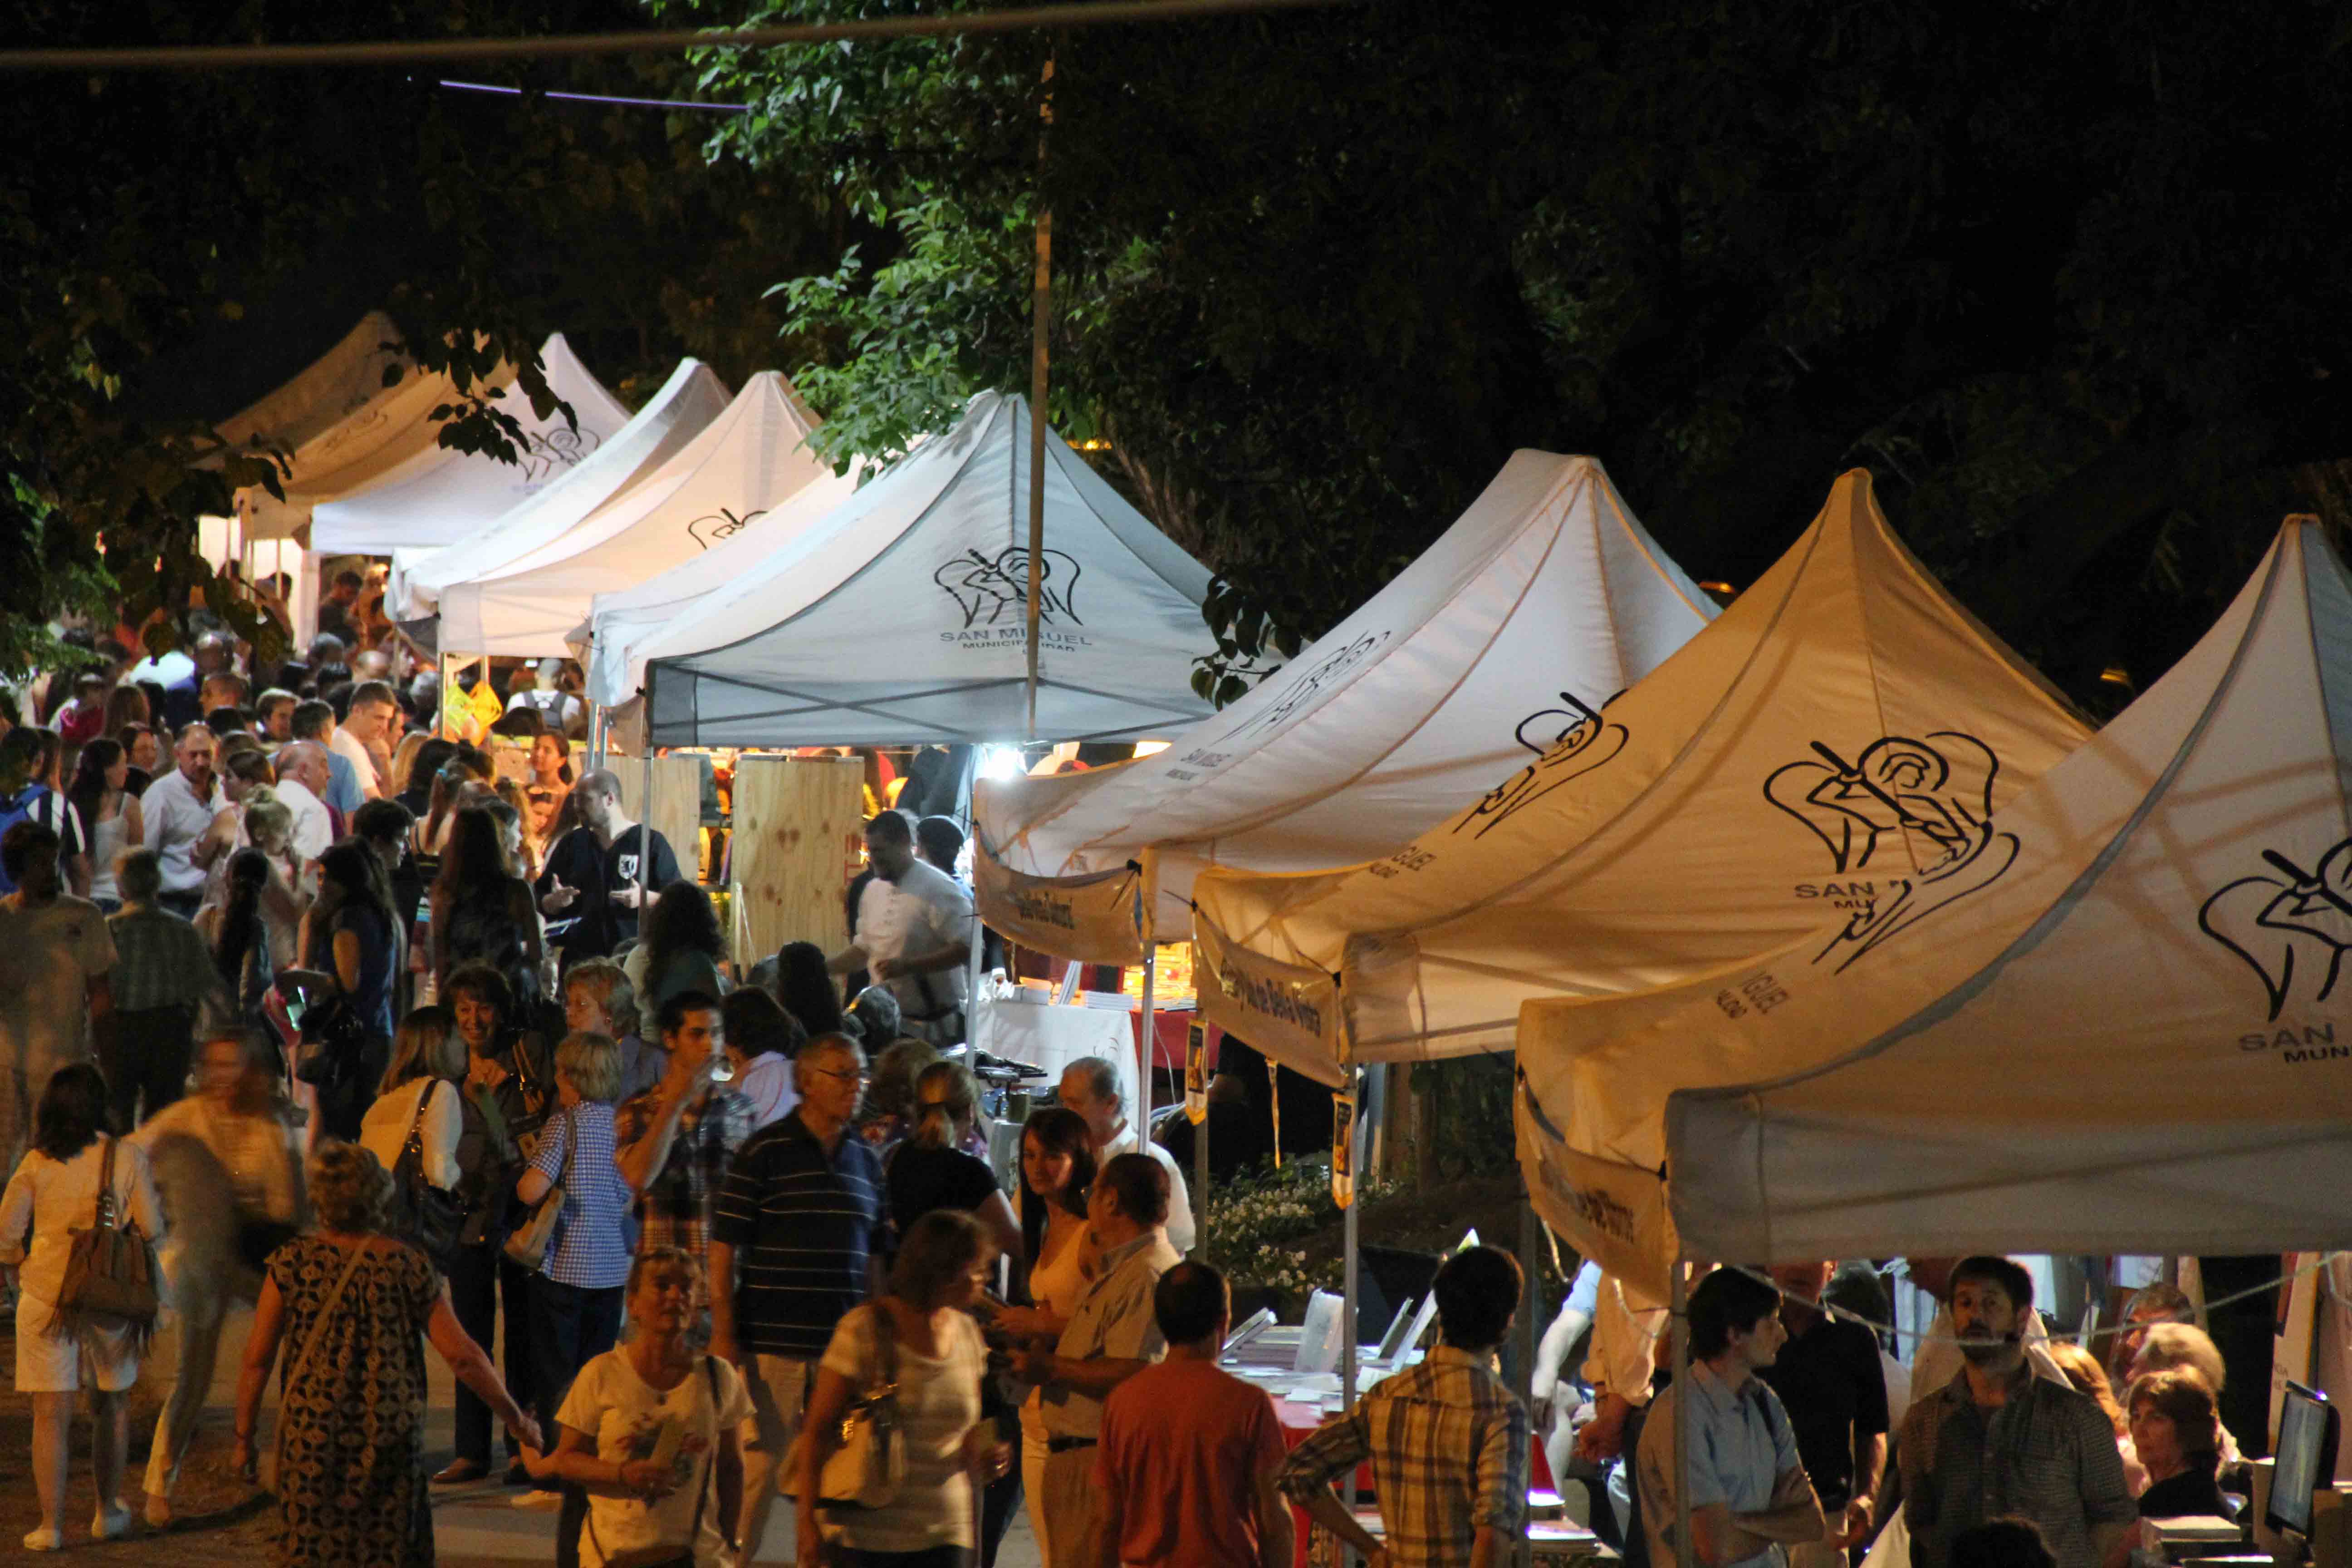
[1,1298,1044,1565]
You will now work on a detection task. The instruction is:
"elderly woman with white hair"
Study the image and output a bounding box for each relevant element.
[513,1030,637,1509]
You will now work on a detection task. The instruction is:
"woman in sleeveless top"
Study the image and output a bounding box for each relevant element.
[232,1141,537,1568]
[68,739,142,912]
[431,804,543,1008]
[991,1107,1097,1568]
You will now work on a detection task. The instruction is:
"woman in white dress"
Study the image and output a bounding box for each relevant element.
[0,1064,168,1550]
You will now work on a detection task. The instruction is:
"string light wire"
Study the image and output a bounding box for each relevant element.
[0,0,1356,74]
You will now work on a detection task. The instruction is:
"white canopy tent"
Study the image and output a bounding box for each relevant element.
[1620,519,2352,1268]
[632,390,1218,748]
[393,358,732,619]
[435,370,835,659]
[213,312,414,638]
[309,333,633,557]
[969,453,1719,961]
[1190,470,2092,1085]
[216,311,410,466]
[576,425,863,710]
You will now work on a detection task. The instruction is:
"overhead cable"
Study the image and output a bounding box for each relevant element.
[0,0,1355,74]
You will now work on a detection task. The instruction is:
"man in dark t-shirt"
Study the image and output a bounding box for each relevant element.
[1758,1259,1889,1567]
[534,767,681,970]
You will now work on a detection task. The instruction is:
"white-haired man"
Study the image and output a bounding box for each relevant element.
[1058,1055,1196,1253]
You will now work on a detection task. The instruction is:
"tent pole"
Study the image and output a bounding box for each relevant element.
[1517,1194,1539,1568]
[1137,949,1156,1147]
[637,743,654,918]
[1672,1261,1694,1568]
[1021,53,1054,743]
[588,701,606,774]
[1341,1078,1361,1519]
[1191,1034,1210,1263]
[963,759,985,1045]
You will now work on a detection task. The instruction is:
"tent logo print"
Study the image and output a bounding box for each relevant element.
[519,425,602,484]
[1452,689,1629,840]
[2199,841,2352,1022]
[1764,732,2019,972]
[935,547,1083,629]
[1213,631,1392,747]
[687,506,767,551]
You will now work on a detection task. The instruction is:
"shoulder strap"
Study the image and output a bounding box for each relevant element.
[687,1356,719,1542]
[403,1079,438,1152]
[276,1241,371,1473]
[94,1136,119,1230]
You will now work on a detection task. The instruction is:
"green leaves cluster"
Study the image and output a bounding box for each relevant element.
[683,0,2352,715]
[1,0,835,667]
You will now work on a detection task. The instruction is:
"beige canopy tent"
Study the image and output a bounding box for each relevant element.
[1587,519,2352,1275]
[233,331,626,544]
[1190,470,2092,1085]
[971,453,1717,962]
[215,311,410,467]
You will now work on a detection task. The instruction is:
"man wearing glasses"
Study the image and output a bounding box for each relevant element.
[710,1032,885,1560]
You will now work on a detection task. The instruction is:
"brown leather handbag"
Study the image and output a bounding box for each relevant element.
[56,1137,160,1345]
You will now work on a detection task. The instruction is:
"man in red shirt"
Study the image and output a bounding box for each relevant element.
[1094,1262,1296,1568]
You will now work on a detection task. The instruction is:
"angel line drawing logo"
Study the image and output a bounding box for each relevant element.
[1202,630,1392,752]
[1764,732,2018,972]
[934,547,1083,629]
[686,506,767,551]
[1450,688,1629,841]
[2200,840,2352,1022]
[518,425,602,485]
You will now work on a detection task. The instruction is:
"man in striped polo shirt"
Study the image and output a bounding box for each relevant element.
[710,1030,885,1561]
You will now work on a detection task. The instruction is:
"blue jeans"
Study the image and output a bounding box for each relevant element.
[529,1275,625,1441]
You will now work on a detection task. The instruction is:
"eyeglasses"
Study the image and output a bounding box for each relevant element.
[806,1067,867,1086]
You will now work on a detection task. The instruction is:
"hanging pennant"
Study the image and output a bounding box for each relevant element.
[1331,1087,1358,1209]
[1266,1055,1282,1168]
[1185,1020,1209,1124]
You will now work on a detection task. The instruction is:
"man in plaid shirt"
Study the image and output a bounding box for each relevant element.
[1898,1256,2133,1568]
[1280,1245,1532,1568]
[614,989,754,1280]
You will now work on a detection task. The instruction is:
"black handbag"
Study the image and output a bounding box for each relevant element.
[283,969,368,1087]
[388,1080,465,1271]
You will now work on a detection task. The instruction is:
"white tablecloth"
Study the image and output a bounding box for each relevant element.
[970,996,1143,1122]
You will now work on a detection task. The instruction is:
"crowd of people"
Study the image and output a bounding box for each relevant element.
[0,599,1259,1566]
[0,603,2276,1568]
[1534,1259,2250,1568]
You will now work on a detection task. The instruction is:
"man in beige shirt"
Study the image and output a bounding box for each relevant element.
[1012,1153,1181,1567]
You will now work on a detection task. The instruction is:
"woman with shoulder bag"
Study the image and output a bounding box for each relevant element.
[797,1210,1010,1568]
[360,1006,473,1271]
[446,960,550,1483]
[512,1030,637,1509]
[0,1064,167,1550]
[231,1141,541,1568]
[519,1246,750,1568]
[302,841,401,1141]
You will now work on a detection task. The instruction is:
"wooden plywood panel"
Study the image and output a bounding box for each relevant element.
[730,755,867,968]
[612,754,705,891]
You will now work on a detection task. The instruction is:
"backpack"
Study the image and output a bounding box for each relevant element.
[0,784,49,894]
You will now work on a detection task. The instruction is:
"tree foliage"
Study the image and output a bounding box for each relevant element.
[0,0,833,671]
[685,0,2352,712]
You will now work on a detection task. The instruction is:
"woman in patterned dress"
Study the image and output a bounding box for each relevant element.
[231,1140,541,1568]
